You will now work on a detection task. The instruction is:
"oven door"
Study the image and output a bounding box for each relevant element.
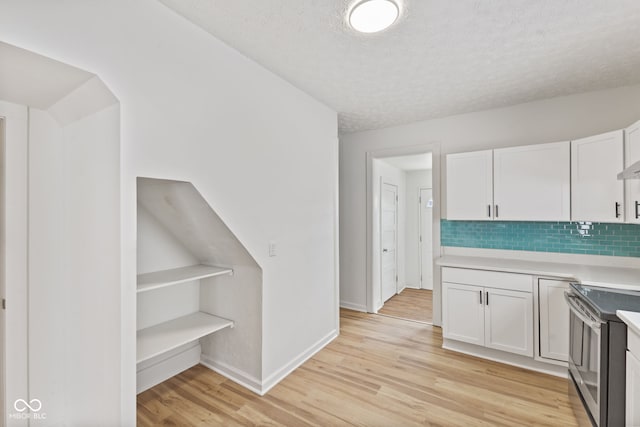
[565,291,603,426]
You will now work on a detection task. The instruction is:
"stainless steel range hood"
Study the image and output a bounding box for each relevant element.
[618,159,640,180]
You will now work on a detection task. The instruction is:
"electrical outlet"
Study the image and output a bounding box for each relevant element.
[269,241,277,257]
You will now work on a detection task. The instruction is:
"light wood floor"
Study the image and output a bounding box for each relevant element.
[378,288,432,323]
[138,309,579,426]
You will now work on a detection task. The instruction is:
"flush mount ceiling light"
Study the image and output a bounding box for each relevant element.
[349,0,399,34]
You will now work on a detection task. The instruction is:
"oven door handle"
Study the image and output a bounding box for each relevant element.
[564,291,604,330]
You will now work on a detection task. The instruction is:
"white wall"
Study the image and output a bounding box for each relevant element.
[340,84,640,321]
[27,104,121,426]
[404,170,432,288]
[28,108,65,424]
[0,1,338,423]
[371,159,406,310]
[137,205,199,331]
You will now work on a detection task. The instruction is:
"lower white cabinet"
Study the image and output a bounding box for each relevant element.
[628,325,640,427]
[628,350,640,427]
[538,279,570,362]
[484,287,533,357]
[442,282,485,346]
[442,268,534,357]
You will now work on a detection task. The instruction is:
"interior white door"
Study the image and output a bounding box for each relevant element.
[571,130,624,222]
[538,279,570,362]
[419,188,433,290]
[381,183,398,303]
[625,120,640,224]
[484,288,534,357]
[493,141,570,221]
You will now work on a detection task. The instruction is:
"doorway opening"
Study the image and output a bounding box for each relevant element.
[369,151,438,324]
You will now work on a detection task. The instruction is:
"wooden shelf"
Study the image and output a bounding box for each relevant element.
[137,264,233,293]
[136,312,234,364]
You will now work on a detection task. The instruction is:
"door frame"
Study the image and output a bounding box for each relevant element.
[380,181,398,304]
[0,101,29,427]
[418,186,433,290]
[366,142,442,325]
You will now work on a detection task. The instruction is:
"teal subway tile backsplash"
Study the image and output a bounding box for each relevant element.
[440,220,640,257]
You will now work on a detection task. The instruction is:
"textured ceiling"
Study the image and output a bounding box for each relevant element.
[159,0,640,133]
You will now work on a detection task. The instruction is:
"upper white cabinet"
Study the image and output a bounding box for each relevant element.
[446,142,570,221]
[446,150,493,220]
[625,120,640,224]
[493,142,570,221]
[571,130,624,222]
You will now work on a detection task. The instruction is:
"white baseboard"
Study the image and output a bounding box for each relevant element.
[443,339,567,378]
[261,329,339,395]
[340,301,367,312]
[199,355,263,395]
[136,343,201,394]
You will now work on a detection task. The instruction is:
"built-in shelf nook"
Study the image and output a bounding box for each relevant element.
[136,177,262,394]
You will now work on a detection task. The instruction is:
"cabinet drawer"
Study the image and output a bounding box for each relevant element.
[442,267,532,293]
[629,328,640,358]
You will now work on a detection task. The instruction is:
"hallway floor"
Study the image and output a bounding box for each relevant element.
[378,288,432,323]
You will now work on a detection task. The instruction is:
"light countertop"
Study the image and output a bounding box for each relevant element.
[617,310,640,336]
[437,255,640,290]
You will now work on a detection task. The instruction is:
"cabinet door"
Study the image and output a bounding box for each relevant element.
[442,282,485,346]
[627,350,640,427]
[538,279,570,362]
[493,142,570,221]
[446,150,493,220]
[571,130,624,222]
[484,288,533,357]
[625,120,640,224]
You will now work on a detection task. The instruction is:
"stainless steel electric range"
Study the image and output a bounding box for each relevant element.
[565,283,640,427]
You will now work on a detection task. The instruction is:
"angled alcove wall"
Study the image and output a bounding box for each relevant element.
[136,177,263,392]
[0,40,121,425]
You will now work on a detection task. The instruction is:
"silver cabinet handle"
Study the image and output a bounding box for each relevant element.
[495,205,499,218]
[382,249,388,253]
[635,201,639,219]
[615,202,621,218]
[487,204,491,218]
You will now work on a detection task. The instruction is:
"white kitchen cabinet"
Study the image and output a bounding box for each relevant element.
[442,267,534,357]
[571,130,624,222]
[628,350,640,426]
[484,288,534,357]
[446,150,493,220]
[537,279,570,362]
[446,142,570,221]
[442,282,485,346]
[493,141,570,221]
[625,120,640,224]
